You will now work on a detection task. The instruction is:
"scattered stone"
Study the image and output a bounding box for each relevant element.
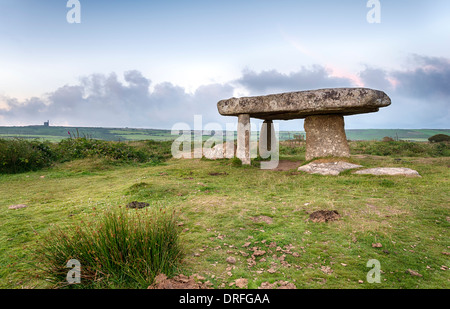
[298,161,363,176]
[148,274,211,289]
[259,281,296,289]
[252,249,266,257]
[267,267,277,274]
[8,204,28,210]
[308,210,341,223]
[226,256,236,264]
[354,167,421,177]
[234,278,248,289]
[406,269,423,277]
[126,201,149,209]
[372,243,383,248]
[320,266,333,275]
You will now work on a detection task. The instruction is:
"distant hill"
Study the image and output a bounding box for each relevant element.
[345,129,450,142]
[0,126,448,142]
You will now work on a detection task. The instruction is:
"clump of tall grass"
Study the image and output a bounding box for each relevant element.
[36,207,183,288]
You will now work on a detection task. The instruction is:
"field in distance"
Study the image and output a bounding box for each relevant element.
[0,126,448,142]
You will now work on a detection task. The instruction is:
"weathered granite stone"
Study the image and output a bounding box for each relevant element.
[236,114,251,165]
[217,88,391,120]
[203,142,236,159]
[304,115,350,161]
[8,204,28,210]
[298,161,363,176]
[354,167,421,177]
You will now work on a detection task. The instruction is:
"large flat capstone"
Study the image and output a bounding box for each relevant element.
[217,88,391,120]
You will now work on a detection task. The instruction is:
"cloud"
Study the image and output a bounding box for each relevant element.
[358,66,393,91]
[0,71,234,129]
[235,65,356,95]
[392,54,450,99]
[354,55,450,128]
[1,56,449,129]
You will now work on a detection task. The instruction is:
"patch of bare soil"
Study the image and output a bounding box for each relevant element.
[308,210,341,223]
[208,172,228,176]
[270,160,302,171]
[250,215,273,224]
[126,201,149,209]
[148,274,212,289]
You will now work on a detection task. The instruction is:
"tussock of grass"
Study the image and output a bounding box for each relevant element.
[36,207,183,288]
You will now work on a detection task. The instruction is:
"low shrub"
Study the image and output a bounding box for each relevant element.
[231,157,242,167]
[0,138,56,173]
[428,134,450,143]
[56,138,149,163]
[0,137,174,174]
[36,207,183,288]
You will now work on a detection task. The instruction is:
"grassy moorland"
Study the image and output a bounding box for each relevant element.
[0,138,448,289]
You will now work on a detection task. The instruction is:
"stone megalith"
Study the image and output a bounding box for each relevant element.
[217,88,391,163]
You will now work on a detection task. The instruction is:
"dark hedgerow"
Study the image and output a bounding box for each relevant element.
[428,134,450,143]
[0,138,56,174]
[56,138,149,163]
[0,137,174,174]
[36,207,184,289]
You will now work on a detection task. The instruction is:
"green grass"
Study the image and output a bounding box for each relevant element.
[36,207,183,288]
[0,140,449,289]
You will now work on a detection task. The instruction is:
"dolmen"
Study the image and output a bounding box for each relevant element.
[217,88,391,164]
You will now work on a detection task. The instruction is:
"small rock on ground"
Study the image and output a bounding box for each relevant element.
[298,161,362,176]
[354,167,421,177]
[8,204,28,210]
[258,281,296,289]
[148,274,211,289]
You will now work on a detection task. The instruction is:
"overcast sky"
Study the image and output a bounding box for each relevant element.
[0,0,449,130]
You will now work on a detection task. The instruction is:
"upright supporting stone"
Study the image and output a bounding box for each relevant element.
[237,114,251,165]
[259,120,273,152]
[304,115,350,161]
